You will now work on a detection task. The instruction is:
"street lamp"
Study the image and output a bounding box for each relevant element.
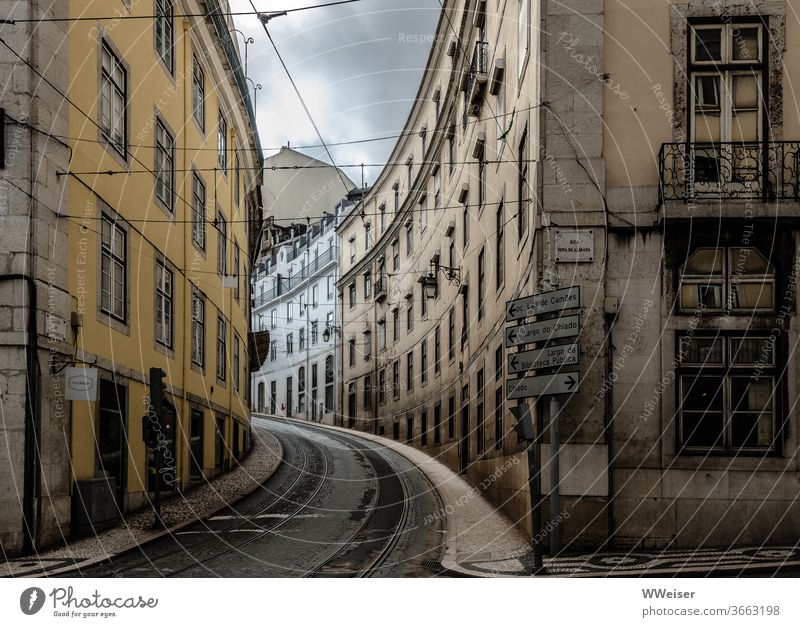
[258,11,288,25]
[322,324,341,343]
[245,76,262,117]
[230,28,255,76]
[420,261,461,299]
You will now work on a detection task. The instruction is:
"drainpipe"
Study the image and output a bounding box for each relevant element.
[180,18,191,487]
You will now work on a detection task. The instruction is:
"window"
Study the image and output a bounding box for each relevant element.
[448,395,455,439]
[463,200,469,249]
[448,125,456,174]
[270,381,277,414]
[100,216,126,321]
[379,203,386,232]
[421,409,428,446]
[364,270,372,298]
[325,356,334,412]
[326,311,334,335]
[406,413,414,444]
[191,289,205,366]
[421,283,427,318]
[286,377,293,416]
[678,334,776,452]
[217,111,227,170]
[477,368,485,454]
[287,333,294,355]
[420,127,427,155]
[393,308,399,342]
[327,276,334,299]
[478,152,486,211]
[364,375,372,410]
[448,307,455,360]
[298,366,306,414]
[496,75,507,154]
[155,260,173,348]
[496,345,503,381]
[392,239,400,271]
[689,23,765,187]
[299,294,306,315]
[349,283,356,309]
[192,173,206,249]
[155,120,174,211]
[378,368,386,405]
[378,319,386,351]
[434,403,442,445]
[518,125,528,239]
[421,337,428,385]
[495,387,503,450]
[299,327,305,351]
[478,248,486,320]
[433,166,441,209]
[192,57,205,130]
[517,0,530,79]
[233,242,240,300]
[496,202,505,288]
[217,213,227,275]
[234,152,241,207]
[419,194,428,231]
[287,302,293,322]
[406,222,414,255]
[392,361,400,399]
[433,326,441,373]
[311,320,318,345]
[270,340,277,361]
[350,239,356,263]
[233,335,240,391]
[407,302,414,332]
[270,309,277,329]
[461,288,469,348]
[100,43,126,155]
[348,338,356,367]
[407,351,414,392]
[407,157,414,189]
[393,183,400,213]
[155,0,174,72]
[216,315,226,381]
[312,283,319,307]
[311,363,318,419]
[679,247,774,312]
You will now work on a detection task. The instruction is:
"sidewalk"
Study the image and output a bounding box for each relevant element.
[302,421,800,578]
[2,426,282,578]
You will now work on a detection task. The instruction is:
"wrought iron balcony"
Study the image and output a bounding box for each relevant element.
[374,277,387,301]
[463,41,489,116]
[659,141,800,202]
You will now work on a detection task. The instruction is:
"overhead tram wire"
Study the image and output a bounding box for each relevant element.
[0,0,370,24]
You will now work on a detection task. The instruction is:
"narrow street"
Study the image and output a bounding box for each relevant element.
[74,418,445,578]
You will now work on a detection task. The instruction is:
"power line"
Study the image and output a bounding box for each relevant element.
[1,0,369,24]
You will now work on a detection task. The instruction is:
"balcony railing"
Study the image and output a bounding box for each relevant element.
[659,141,800,202]
[374,277,387,301]
[464,41,489,116]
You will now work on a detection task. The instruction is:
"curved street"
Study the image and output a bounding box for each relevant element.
[75,418,446,578]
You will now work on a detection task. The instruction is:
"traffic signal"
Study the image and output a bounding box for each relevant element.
[510,403,534,442]
[149,367,166,416]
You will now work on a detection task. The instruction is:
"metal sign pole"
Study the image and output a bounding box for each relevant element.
[549,394,560,555]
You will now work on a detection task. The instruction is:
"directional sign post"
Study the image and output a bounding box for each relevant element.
[506,372,579,400]
[509,403,542,572]
[508,343,579,374]
[506,286,580,321]
[505,315,580,348]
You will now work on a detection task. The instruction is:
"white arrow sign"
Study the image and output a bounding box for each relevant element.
[505,314,580,348]
[506,286,580,321]
[507,372,579,400]
[508,343,579,374]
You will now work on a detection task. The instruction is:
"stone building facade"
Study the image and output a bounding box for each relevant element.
[0,0,262,554]
[338,0,800,550]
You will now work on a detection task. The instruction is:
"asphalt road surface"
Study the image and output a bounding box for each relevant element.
[75,417,446,578]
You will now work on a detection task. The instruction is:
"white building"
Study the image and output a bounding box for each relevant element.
[252,189,363,423]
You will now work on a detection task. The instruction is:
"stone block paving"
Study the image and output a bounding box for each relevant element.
[1,427,282,578]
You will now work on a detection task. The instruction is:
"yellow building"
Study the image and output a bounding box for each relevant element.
[62,0,262,522]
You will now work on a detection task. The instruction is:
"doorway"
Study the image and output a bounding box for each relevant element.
[97,379,127,508]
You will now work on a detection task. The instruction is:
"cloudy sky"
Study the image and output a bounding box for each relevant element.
[230,0,441,186]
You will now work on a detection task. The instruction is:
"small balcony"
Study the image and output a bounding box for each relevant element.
[463,41,489,116]
[659,141,800,203]
[374,277,387,302]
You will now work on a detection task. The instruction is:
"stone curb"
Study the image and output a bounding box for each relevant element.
[25,426,284,579]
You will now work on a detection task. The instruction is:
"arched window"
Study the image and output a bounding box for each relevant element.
[679,247,774,312]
